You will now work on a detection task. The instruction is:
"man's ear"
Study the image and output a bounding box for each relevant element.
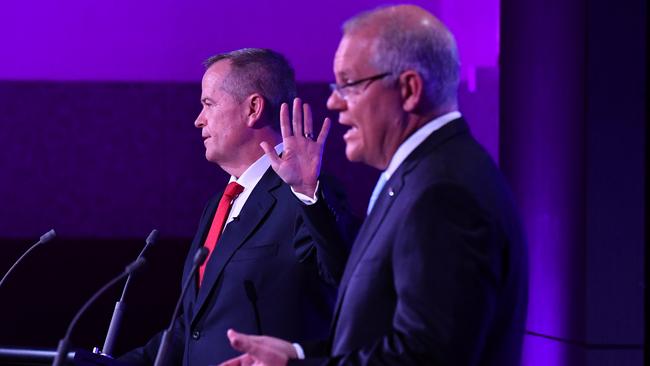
[245,93,265,128]
[399,70,424,112]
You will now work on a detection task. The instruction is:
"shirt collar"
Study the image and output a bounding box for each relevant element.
[228,143,283,190]
[383,111,461,180]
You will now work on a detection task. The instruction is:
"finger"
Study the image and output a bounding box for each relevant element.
[279,103,291,139]
[229,333,272,362]
[317,117,331,145]
[241,356,255,366]
[292,98,303,137]
[302,103,313,139]
[227,329,253,353]
[218,354,246,366]
[260,142,283,169]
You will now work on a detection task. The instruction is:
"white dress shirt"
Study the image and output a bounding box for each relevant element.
[224,143,284,228]
[383,111,461,181]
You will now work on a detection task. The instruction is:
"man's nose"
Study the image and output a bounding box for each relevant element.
[194,110,205,128]
[326,90,346,113]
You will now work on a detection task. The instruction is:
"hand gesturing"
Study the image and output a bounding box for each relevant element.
[260,98,331,197]
[218,329,295,366]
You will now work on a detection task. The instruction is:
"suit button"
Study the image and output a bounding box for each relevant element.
[191,330,200,340]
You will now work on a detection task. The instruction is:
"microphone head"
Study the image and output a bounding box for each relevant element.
[193,247,210,266]
[125,257,147,274]
[145,229,159,245]
[40,229,57,243]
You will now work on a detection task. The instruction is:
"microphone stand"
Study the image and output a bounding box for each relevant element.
[153,247,209,366]
[52,258,146,366]
[97,229,159,357]
[0,229,56,288]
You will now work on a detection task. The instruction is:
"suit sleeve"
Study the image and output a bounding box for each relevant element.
[294,176,360,285]
[322,183,505,365]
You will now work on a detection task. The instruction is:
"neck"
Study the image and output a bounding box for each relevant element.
[403,102,457,141]
[374,104,457,170]
[219,130,282,178]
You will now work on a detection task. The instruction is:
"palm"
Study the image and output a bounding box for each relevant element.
[275,135,322,186]
[261,99,331,196]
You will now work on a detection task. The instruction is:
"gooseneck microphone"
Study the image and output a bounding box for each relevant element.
[52,257,147,366]
[0,229,56,289]
[153,247,209,366]
[99,229,159,357]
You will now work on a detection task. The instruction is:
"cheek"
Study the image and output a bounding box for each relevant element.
[205,112,222,133]
[355,111,377,144]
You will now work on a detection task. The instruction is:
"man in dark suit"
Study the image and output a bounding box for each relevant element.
[120,48,353,365]
[220,5,528,366]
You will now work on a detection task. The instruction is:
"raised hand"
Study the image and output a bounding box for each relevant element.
[217,329,295,366]
[260,98,331,197]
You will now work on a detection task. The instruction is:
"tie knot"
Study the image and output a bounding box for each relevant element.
[224,181,244,199]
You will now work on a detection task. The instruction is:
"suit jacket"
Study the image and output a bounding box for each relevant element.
[122,168,353,366]
[298,118,528,365]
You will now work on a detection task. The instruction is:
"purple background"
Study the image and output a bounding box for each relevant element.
[0,1,645,365]
[0,0,501,237]
[0,0,498,84]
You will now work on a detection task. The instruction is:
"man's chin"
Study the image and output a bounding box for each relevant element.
[205,150,219,164]
[345,146,362,163]
[346,148,386,169]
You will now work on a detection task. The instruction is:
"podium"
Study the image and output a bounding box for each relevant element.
[0,347,128,366]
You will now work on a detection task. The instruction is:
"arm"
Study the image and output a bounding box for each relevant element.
[264,98,358,285]
[293,176,359,285]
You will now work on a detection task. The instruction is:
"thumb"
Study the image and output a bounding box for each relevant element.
[217,353,247,366]
[227,329,252,353]
[260,142,283,170]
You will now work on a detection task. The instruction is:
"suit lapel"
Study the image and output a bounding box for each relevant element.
[340,117,469,291]
[191,168,280,325]
[329,163,410,330]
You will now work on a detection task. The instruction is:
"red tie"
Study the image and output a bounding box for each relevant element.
[198,181,244,285]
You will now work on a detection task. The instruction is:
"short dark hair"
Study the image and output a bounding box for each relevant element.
[204,48,297,129]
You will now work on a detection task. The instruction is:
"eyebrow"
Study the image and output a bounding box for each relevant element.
[333,72,351,84]
[337,71,350,80]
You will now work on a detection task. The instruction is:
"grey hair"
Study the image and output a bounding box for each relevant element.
[204,48,296,128]
[343,6,460,107]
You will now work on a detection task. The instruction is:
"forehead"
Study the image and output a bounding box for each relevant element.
[201,60,231,95]
[333,32,380,78]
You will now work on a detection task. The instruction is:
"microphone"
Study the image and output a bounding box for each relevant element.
[99,229,160,357]
[0,229,56,288]
[244,280,263,335]
[52,257,147,366]
[153,247,209,366]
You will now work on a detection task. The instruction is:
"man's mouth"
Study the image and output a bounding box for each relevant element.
[342,125,358,141]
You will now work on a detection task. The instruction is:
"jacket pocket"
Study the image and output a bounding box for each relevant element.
[231,243,279,262]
